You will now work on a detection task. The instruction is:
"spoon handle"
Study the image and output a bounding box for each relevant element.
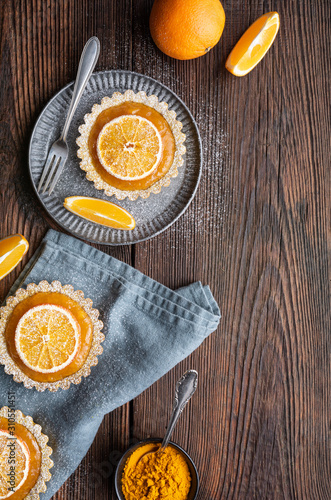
[160,370,198,451]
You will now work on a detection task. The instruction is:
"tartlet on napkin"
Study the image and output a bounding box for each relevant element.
[0,229,220,499]
[0,406,53,499]
[0,281,104,392]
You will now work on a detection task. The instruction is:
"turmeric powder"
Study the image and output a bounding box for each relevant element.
[122,442,191,500]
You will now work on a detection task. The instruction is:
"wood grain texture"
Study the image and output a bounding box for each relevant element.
[0,0,330,499]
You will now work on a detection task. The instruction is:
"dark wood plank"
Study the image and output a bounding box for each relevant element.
[0,0,330,499]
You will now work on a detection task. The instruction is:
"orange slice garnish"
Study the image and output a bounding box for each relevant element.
[15,304,80,374]
[96,115,163,180]
[225,12,280,76]
[64,196,136,230]
[0,429,30,498]
[0,235,29,281]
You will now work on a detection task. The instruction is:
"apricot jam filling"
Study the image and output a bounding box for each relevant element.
[4,292,93,383]
[88,102,176,191]
[0,417,41,500]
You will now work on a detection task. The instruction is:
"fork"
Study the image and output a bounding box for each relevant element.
[38,36,100,195]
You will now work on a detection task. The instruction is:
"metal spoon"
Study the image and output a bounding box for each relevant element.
[137,369,198,463]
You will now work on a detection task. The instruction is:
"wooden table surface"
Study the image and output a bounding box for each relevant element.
[1,1,330,498]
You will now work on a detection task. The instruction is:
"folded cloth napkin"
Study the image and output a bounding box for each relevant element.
[1,229,221,499]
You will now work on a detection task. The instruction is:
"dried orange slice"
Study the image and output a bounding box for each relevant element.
[0,235,29,281]
[64,196,136,230]
[96,115,163,180]
[15,304,80,374]
[225,12,280,76]
[0,429,30,498]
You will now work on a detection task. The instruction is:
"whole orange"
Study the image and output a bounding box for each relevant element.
[149,0,225,60]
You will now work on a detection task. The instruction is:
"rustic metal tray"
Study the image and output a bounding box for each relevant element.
[29,70,202,245]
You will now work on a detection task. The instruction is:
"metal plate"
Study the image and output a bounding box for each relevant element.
[29,70,202,245]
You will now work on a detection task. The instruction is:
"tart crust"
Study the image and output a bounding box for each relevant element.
[0,281,104,392]
[76,90,186,201]
[0,406,53,500]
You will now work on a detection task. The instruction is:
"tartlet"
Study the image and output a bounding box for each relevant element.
[0,406,53,499]
[0,281,104,392]
[76,90,186,200]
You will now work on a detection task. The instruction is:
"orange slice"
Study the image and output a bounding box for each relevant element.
[0,235,29,281]
[96,115,163,180]
[15,304,80,374]
[63,196,136,230]
[0,429,30,498]
[225,12,280,76]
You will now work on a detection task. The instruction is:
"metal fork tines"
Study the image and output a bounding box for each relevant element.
[37,36,100,196]
[37,139,68,194]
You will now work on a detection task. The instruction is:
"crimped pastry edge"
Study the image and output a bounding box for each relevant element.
[0,406,53,499]
[0,281,104,392]
[76,90,186,200]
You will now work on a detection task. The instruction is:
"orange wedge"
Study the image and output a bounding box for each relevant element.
[226,12,280,76]
[0,234,29,281]
[63,196,136,230]
[0,429,30,498]
[15,304,80,374]
[97,115,163,180]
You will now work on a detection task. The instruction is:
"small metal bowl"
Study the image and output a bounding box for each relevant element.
[115,438,199,500]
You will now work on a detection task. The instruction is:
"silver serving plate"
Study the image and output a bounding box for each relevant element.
[29,70,202,245]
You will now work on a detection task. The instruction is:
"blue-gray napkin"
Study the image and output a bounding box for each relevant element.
[1,229,220,499]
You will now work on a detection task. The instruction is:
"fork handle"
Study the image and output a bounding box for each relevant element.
[61,37,100,142]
